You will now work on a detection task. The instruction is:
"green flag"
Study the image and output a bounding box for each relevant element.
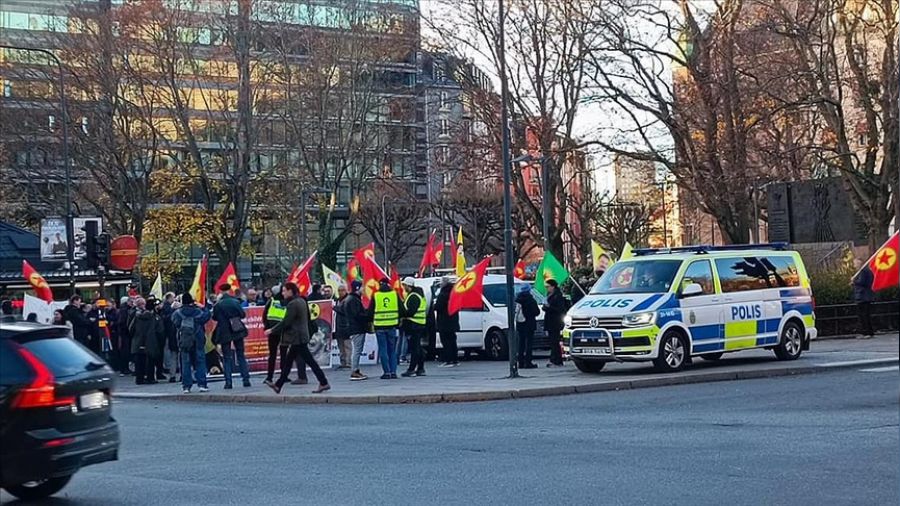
[534,251,569,295]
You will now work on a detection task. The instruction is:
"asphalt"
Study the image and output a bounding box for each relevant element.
[2,366,897,505]
[113,334,900,404]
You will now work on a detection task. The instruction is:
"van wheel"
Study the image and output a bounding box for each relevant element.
[483,329,508,361]
[700,352,723,361]
[573,358,606,373]
[5,475,72,501]
[653,331,688,372]
[774,321,803,361]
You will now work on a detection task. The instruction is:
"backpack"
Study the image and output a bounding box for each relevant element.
[177,312,196,351]
[523,298,540,319]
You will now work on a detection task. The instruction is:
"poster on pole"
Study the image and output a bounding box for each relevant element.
[40,217,103,262]
[40,218,69,262]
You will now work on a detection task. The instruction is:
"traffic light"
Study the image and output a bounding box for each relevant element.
[83,221,110,269]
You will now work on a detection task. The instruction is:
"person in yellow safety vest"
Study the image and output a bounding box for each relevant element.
[400,277,427,377]
[368,277,400,379]
[262,285,307,387]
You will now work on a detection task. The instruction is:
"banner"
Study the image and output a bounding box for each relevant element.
[205,300,336,374]
[22,294,67,324]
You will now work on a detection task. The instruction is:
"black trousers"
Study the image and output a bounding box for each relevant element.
[134,352,158,383]
[517,323,535,366]
[277,344,326,388]
[405,328,426,373]
[548,328,563,365]
[266,333,284,381]
[440,330,458,363]
[858,302,874,336]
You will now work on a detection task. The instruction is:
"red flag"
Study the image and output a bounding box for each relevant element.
[418,230,441,277]
[389,263,405,299]
[189,256,207,305]
[287,251,317,296]
[22,260,53,302]
[346,258,360,290]
[353,243,387,307]
[215,262,239,294]
[866,231,899,291]
[450,229,458,269]
[449,257,491,315]
[514,259,526,280]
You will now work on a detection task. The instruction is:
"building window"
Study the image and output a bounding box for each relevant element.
[440,119,449,137]
[440,91,450,111]
[3,80,11,97]
[857,132,866,146]
[48,115,56,131]
[81,117,89,134]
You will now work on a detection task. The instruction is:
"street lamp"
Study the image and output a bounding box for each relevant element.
[300,186,330,258]
[497,0,519,379]
[1,44,76,295]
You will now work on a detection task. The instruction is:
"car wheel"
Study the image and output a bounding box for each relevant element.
[774,321,803,361]
[700,352,723,361]
[483,329,508,361]
[573,358,606,373]
[653,331,688,372]
[5,475,73,501]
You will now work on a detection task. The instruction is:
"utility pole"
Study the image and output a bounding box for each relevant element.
[497,0,518,379]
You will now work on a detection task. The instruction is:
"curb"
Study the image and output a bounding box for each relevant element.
[114,357,898,406]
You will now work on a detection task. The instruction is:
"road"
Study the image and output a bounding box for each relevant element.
[2,367,897,506]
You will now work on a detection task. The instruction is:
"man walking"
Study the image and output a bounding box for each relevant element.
[265,282,330,394]
[434,276,459,367]
[212,284,251,389]
[400,277,427,377]
[851,259,876,339]
[543,279,567,367]
[172,293,211,393]
[515,285,540,369]
[369,277,400,379]
[332,285,353,369]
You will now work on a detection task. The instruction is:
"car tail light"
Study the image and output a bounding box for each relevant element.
[42,437,76,448]
[11,344,76,409]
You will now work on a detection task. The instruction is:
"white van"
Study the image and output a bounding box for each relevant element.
[563,244,817,373]
[412,275,549,360]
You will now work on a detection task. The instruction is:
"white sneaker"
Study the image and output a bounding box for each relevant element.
[182,388,190,394]
[198,387,209,393]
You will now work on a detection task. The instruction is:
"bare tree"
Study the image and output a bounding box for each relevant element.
[260,0,420,268]
[763,0,898,249]
[425,0,601,260]
[357,180,429,266]
[592,200,657,256]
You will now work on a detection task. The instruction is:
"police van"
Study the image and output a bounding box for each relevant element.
[563,244,816,373]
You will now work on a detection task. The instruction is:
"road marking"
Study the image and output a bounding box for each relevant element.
[819,358,899,368]
[859,365,899,373]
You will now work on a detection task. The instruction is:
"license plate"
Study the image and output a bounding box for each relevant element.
[79,392,107,410]
[583,348,610,356]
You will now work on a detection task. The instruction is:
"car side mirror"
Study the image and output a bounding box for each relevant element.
[680,283,704,298]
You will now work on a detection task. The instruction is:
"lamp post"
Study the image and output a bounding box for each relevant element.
[300,186,330,259]
[497,0,518,379]
[1,45,76,295]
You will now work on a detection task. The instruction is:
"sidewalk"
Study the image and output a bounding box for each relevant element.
[114,334,899,405]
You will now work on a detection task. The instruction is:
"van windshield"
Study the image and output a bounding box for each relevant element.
[590,260,682,295]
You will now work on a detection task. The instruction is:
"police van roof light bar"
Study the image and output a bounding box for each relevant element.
[632,243,790,256]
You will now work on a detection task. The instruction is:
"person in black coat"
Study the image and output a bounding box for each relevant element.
[542,279,567,367]
[117,297,134,375]
[434,277,460,367]
[63,295,92,347]
[851,260,876,338]
[515,285,540,369]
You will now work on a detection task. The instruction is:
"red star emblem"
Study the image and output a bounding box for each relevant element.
[454,273,476,293]
[875,248,896,270]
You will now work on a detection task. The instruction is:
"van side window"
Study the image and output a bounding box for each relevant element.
[715,256,799,292]
[680,260,715,294]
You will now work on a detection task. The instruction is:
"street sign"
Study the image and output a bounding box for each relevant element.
[108,235,139,271]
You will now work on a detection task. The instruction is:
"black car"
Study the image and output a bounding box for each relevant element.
[0,321,120,501]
